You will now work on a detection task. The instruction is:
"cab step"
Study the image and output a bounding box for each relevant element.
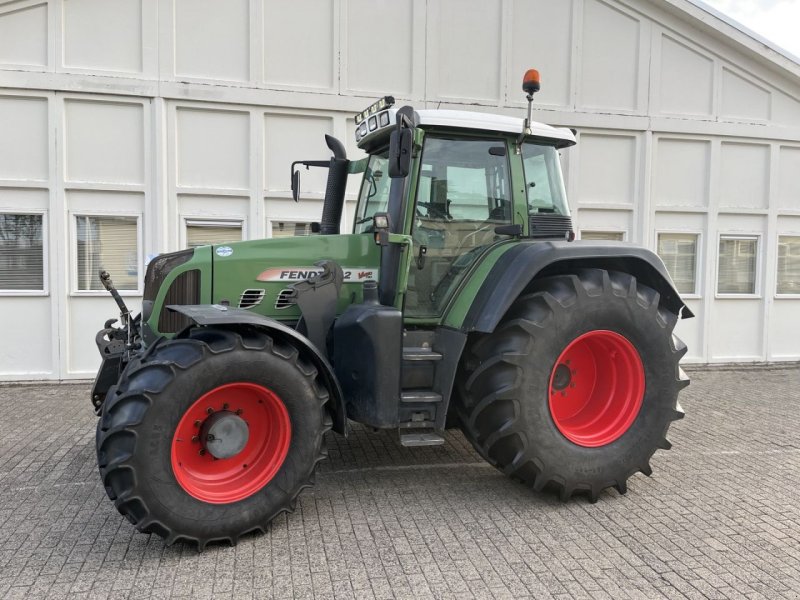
[400,390,442,403]
[400,432,445,447]
[402,347,443,362]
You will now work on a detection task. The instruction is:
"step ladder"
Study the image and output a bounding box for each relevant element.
[398,346,445,447]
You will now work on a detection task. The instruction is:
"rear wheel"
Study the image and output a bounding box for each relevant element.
[456,269,688,501]
[96,326,330,548]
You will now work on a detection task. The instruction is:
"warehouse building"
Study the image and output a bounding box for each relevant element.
[0,0,799,380]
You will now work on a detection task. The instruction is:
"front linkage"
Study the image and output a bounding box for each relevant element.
[91,270,142,413]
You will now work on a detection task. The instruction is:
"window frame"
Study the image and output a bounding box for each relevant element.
[181,217,246,249]
[775,234,800,299]
[715,233,761,299]
[0,209,49,297]
[70,211,143,296]
[655,229,703,299]
[267,219,314,239]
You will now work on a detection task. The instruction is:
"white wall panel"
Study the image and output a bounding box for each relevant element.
[178,194,250,220]
[176,108,250,189]
[64,99,144,184]
[0,298,52,375]
[708,300,762,360]
[0,95,48,181]
[345,0,413,95]
[509,0,572,107]
[719,142,769,210]
[263,0,334,89]
[577,133,637,205]
[580,0,641,111]
[174,0,249,82]
[777,146,800,210]
[653,138,709,208]
[430,0,502,102]
[575,208,632,238]
[66,190,145,213]
[769,303,800,359]
[0,1,47,67]
[721,68,770,122]
[772,92,800,127]
[264,114,333,193]
[658,35,713,117]
[63,0,143,73]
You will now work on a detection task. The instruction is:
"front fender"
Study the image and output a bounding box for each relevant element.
[167,304,348,435]
[459,240,694,334]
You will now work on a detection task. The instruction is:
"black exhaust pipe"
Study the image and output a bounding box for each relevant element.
[319,135,348,235]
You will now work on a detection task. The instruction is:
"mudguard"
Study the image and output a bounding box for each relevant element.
[462,240,694,333]
[167,304,348,435]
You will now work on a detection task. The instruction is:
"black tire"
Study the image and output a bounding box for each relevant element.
[456,269,688,502]
[96,326,330,549]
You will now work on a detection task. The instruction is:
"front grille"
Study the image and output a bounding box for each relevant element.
[238,288,265,309]
[143,249,194,302]
[158,269,201,333]
[528,214,574,239]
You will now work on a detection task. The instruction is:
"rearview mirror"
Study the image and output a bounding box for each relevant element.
[291,169,300,202]
[388,128,412,178]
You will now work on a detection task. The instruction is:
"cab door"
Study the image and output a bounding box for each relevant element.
[404,135,513,318]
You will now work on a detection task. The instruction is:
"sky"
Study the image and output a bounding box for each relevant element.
[701,0,800,59]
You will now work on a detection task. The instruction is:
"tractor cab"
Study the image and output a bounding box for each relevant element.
[346,98,576,318]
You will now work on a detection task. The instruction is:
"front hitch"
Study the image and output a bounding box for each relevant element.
[91,271,142,413]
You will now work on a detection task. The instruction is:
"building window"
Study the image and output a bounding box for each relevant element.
[76,215,139,291]
[271,221,312,238]
[580,230,625,241]
[717,236,758,295]
[0,213,44,291]
[777,236,800,295]
[657,233,698,295]
[186,220,243,249]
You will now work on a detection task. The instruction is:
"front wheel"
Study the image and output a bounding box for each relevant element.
[96,326,330,549]
[456,269,688,501]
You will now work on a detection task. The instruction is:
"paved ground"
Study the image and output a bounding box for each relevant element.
[1,367,800,599]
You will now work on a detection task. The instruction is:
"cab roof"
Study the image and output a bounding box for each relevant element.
[355,106,576,152]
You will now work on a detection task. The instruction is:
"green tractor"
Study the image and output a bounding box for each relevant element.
[93,71,690,548]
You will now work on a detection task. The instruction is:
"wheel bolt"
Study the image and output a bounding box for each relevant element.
[206,407,214,414]
[191,436,199,443]
[235,408,243,415]
[222,403,229,410]
[199,449,206,456]
[194,420,201,427]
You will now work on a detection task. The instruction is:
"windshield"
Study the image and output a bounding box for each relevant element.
[353,153,390,234]
[522,144,570,216]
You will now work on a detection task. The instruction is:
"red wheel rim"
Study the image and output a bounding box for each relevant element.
[548,330,644,447]
[171,382,291,504]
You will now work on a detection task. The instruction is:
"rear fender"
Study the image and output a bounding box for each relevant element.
[167,304,348,435]
[461,241,694,333]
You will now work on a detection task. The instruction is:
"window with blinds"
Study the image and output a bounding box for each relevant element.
[580,231,625,241]
[76,215,139,291]
[717,236,758,295]
[271,221,312,238]
[657,233,698,295]
[777,236,800,295]
[185,221,242,248]
[0,213,44,291]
